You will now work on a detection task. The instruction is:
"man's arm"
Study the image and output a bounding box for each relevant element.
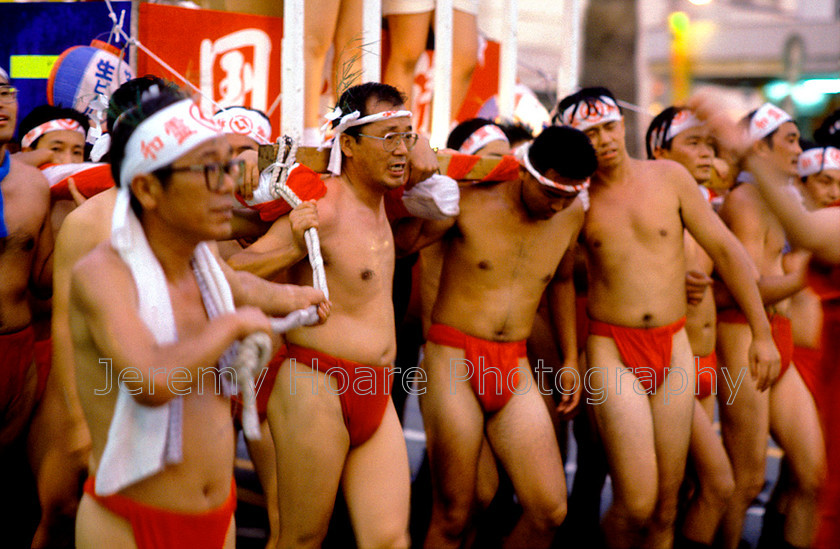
[718,185,805,306]
[749,156,840,264]
[209,241,329,321]
[674,163,780,390]
[227,202,316,280]
[546,242,582,417]
[71,248,272,406]
[392,216,456,257]
[29,172,54,299]
[689,89,840,265]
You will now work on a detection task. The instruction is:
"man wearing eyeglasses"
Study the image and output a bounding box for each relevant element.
[228,81,437,548]
[70,87,328,549]
[0,66,54,545]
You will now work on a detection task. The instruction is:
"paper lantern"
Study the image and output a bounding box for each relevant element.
[47,39,134,119]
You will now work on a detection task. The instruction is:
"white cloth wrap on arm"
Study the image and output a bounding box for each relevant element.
[401,174,461,220]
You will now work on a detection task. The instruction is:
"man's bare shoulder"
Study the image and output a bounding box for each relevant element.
[70,242,130,300]
[722,181,761,209]
[6,158,49,197]
[56,190,116,266]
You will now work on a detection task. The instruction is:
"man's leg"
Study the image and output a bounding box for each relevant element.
[646,331,696,548]
[268,360,349,549]
[587,335,659,549]
[717,323,770,549]
[244,421,279,549]
[485,358,567,549]
[331,0,364,94]
[681,396,735,545]
[769,365,826,547]
[342,399,411,548]
[420,342,487,549]
[383,11,434,108]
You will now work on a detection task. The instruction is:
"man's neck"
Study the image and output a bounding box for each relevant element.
[594,157,631,186]
[340,167,385,210]
[142,217,200,281]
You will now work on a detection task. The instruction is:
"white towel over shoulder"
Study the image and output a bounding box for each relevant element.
[95,188,234,496]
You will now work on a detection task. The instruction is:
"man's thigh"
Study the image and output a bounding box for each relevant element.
[419,342,487,497]
[342,399,411,548]
[268,360,349,539]
[716,323,770,471]
[586,335,658,503]
[648,330,695,496]
[486,358,566,513]
[770,365,825,480]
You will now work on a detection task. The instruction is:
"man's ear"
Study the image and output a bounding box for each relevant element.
[130,172,164,211]
[651,146,664,160]
[339,132,355,159]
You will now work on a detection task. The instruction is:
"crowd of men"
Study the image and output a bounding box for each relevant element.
[2,47,840,549]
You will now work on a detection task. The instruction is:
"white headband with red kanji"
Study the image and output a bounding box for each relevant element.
[119,99,221,187]
[798,146,840,178]
[559,95,622,132]
[749,103,792,143]
[459,124,509,155]
[648,109,702,154]
[320,106,412,175]
[515,142,589,194]
[21,119,86,149]
[213,107,272,145]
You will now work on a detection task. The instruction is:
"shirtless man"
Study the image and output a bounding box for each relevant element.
[395,124,594,548]
[712,103,824,549]
[722,122,840,549]
[787,145,840,408]
[555,87,778,548]
[0,66,54,546]
[213,103,281,548]
[758,144,840,547]
[39,76,178,548]
[229,82,437,548]
[71,88,327,548]
[646,106,735,548]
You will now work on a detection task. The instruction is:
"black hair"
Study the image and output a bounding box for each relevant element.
[108,87,188,216]
[333,82,406,139]
[529,125,597,181]
[497,120,534,148]
[645,106,684,159]
[18,105,89,148]
[446,118,499,151]
[815,108,840,149]
[108,75,180,130]
[553,86,620,127]
[742,108,778,149]
[214,105,270,125]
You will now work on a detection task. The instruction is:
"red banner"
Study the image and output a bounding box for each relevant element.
[137,4,283,137]
[136,4,500,139]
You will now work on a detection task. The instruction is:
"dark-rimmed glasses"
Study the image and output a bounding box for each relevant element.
[159,159,244,192]
[357,131,419,152]
[0,86,18,104]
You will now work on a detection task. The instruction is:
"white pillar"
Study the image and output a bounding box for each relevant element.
[556,0,582,101]
[498,0,518,120]
[430,0,453,148]
[282,0,305,140]
[362,0,382,83]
